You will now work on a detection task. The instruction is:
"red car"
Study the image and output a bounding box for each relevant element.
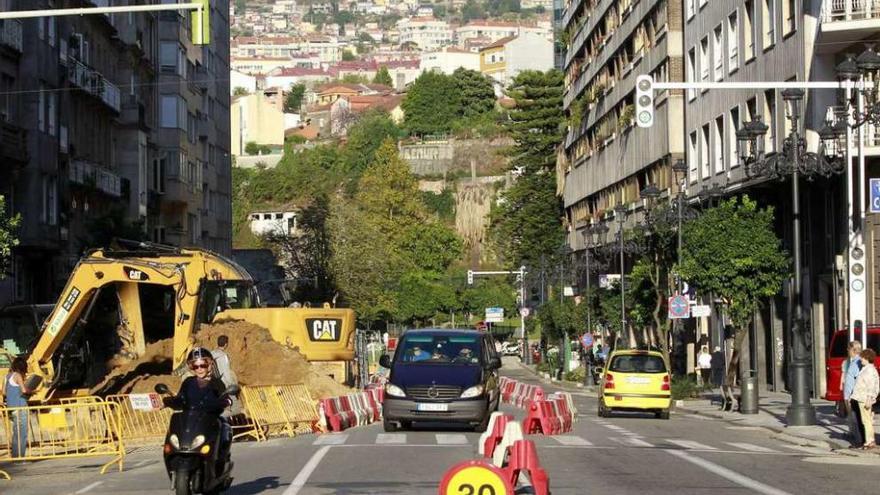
[825,327,880,402]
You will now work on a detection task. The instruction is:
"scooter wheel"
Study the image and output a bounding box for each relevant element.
[174,471,192,495]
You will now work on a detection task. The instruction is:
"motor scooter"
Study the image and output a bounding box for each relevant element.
[156,383,239,495]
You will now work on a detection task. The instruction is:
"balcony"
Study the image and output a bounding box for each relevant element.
[0,120,27,164]
[0,20,22,54]
[67,58,122,113]
[121,94,150,130]
[820,0,880,45]
[69,159,123,198]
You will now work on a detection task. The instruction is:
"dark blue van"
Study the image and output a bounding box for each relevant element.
[379,329,502,432]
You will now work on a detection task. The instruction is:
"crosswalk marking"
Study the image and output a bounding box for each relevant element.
[611,437,653,447]
[725,442,778,453]
[436,434,469,445]
[376,433,407,444]
[552,435,593,446]
[666,439,717,450]
[603,424,626,430]
[313,434,348,445]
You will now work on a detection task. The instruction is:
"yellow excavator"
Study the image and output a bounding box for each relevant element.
[17,241,355,401]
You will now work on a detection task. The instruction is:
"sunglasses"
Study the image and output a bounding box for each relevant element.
[191,363,210,370]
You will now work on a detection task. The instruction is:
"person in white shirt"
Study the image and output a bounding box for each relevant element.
[697,346,712,386]
[212,335,241,416]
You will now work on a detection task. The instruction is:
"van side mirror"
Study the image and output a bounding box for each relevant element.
[379,354,392,368]
[488,357,502,370]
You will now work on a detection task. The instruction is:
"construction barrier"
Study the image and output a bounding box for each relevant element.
[105,394,172,446]
[240,384,318,440]
[0,399,125,480]
[500,379,575,436]
[319,390,383,432]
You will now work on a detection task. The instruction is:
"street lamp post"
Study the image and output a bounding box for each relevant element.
[615,204,628,346]
[581,221,609,384]
[736,89,846,426]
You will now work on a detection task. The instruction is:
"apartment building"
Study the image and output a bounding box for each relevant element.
[560,0,685,253]
[479,32,555,88]
[396,17,453,51]
[232,35,341,64]
[0,0,232,306]
[455,20,552,46]
[682,0,880,396]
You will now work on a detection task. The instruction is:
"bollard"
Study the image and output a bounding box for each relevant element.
[739,370,759,414]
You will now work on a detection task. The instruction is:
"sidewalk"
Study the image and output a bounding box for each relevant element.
[505,356,598,395]
[677,391,880,457]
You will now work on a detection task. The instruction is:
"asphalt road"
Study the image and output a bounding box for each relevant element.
[4,360,878,495]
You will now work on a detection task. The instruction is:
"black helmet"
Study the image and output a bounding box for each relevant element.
[187,347,214,364]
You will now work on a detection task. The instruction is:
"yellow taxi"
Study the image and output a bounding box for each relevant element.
[598,349,671,419]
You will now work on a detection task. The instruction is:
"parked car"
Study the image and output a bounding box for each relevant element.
[379,328,502,432]
[501,342,521,356]
[825,327,880,402]
[598,348,671,419]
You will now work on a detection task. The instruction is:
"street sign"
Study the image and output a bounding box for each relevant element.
[871,178,880,213]
[520,307,530,318]
[563,286,575,296]
[485,307,504,323]
[691,305,711,317]
[668,295,690,319]
[581,333,593,349]
[439,460,513,495]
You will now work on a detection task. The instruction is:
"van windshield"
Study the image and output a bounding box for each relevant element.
[397,334,482,366]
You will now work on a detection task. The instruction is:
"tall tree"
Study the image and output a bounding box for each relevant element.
[342,110,402,176]
[355,139,425,236]
[489,70,565,267]
[679,196,789,387]
[461,0,486,21]
[373,66,393,87]
[0,195,20,278]
[284,83,306,113]
[401,71,461,135]
[453,68,496,118]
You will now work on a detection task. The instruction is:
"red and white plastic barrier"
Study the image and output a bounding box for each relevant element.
[319,389,384,432]
[500,378,576,436]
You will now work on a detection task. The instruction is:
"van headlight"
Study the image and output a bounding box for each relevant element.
[191,435,206,449]
[460,385,484,399]
[169,434,180,449]
[385,384,406,397]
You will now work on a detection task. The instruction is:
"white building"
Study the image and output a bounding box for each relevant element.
[480,32,554,88]
[520,0,554,8]
[396,17,453,51]
[231,69,258,94]
[233,36,341,64]
[249,211,298,237]
[420,47,481,75]
[455,20,552,45]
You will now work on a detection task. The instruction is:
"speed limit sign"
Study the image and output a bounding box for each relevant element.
[439,460,513,495]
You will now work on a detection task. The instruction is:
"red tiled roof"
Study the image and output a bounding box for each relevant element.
[482,35,517,50]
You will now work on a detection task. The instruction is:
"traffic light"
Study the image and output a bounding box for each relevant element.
[467,270,474,285]
[191,0,210,45]
[635,75,654,128]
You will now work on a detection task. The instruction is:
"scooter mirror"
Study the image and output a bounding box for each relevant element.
[155,383,171,395]
[225,384,241,396]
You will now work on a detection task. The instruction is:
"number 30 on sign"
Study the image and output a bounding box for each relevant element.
[439,460,513,495]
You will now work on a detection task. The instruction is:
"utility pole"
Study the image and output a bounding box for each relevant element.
[467,267,528,363]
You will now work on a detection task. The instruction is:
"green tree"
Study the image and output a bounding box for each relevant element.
[284,83,306,113]
[233,86,249,97]
[432,4,448,18]
[340,73,370,84]
[461,0,486,21]
[0,195,20,278]
[459,279,517,318]
[401,71,461,135]
[398,223,463,274]
[342,49,356,61]
[395,271,457,325]
[341,110,402,176]
[679,196,789,386]
[373,66,393,87]
[504,69,564,175]
[453,67,496,118]
[355,139,426,236]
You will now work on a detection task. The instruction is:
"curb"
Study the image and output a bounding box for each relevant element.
[510,359,597,394]
[674,404,867,454]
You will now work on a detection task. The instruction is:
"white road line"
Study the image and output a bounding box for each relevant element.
[603,424,626,431]
[725,426,766,431]
[376,433,406,444]
[683,413,712,420]
[435,434,468,445]
[284,446,331,495]
[552,435,593,446]
[665,449,792,495]
[726,442,778,453]
[313,434,348,446]
[611,437,653,447]
[666,439,718,450]
[73,482,104,494]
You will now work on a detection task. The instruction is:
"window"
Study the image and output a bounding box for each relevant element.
[686,0,695,20]
[153,226,166,244]
[189,214,199,244]
[729,107,740,167]
[47,18,55,47]
[762,0,775,48]
[783,0,796,36]
[160,95,186,130]
[688,131,698,183]
[42,176,56,225]
[764,89,776,153]
[713,26,723,81]
[699,0,707,7]
[713,116,724,174]
[687,47,696,101]
[48,92,56,137]
[160,42,178,72]
[728,11,739,72]
[38,85,46,132]
[700,124,710,179]
[153,156,166,193]
[744,1,755,61]
[699,37,709,90]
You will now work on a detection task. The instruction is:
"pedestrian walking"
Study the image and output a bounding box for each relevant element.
[697,346,712,386]
[212,335,241,416]
[2,357,34,458]
[841,341,864,447]
[851,348,879,450]
[710,346,725,388]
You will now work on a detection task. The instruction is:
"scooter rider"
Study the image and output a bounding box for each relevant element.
[164,347,233,461]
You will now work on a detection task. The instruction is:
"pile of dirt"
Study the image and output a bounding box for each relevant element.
[92,320,351,399]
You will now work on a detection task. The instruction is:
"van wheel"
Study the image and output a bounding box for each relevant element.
[655,409,670,420]
[474,413,490,433]
[383,418,399,432]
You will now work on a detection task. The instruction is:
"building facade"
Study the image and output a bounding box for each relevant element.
[0,0,232,307]
[396,17,453,51]
[479,32,555,88]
